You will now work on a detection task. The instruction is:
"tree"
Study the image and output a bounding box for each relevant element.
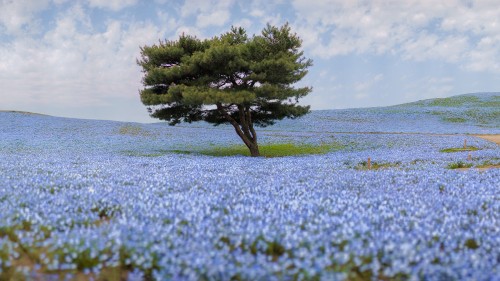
[137,23,312,157]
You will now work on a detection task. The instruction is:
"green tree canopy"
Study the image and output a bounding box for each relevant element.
[137,23,312,156]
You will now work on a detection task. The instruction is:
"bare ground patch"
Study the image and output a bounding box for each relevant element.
[473,134,500,145]
[456,165,500,172]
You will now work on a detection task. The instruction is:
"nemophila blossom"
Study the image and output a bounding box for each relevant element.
[0,94,499,280]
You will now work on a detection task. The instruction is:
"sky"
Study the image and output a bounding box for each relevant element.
[1,0,499,123]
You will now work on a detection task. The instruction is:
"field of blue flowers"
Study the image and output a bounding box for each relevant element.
[0,93,499,280]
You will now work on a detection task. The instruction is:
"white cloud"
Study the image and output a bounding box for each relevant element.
[291,0,500,73]
[175,25,203,38]
[233,18,253,29]
[196,10,230,28]
[180,0,233,28]
[239,0,283,19]
[249,8,265,18]
[403,76,455,101]
[466,36,500,72]
[1,0,499,121]
[355,74,383,92]
[87,0,138,11]
[0,4,164,109]
[402,33,469,63]
[0,0,51,35]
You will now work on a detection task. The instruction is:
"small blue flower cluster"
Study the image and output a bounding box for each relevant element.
[0,94,499,280]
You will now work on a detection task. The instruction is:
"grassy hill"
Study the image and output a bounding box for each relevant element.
[399,92,499,107]
[394,92,499,127]
[265,92,500,134]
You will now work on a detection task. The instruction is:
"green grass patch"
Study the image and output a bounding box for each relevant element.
[199,142,343,157]
[464,109,500,124]
[442,117,467,123]
[447,161,473,169]
[428,95,480,107]
[403,94,500,108]
[120,143,343,158]
[440,147,480,153]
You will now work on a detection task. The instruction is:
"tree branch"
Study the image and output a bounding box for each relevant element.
[246,106,257,142]
[238,104,253,141]
[229,75,239,88]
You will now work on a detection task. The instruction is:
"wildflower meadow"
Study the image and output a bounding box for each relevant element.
[0,93,499,280]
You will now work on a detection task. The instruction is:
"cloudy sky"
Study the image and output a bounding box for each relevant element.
[1,0,499,122]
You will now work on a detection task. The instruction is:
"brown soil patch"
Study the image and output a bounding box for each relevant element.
[456,165,500,172]
[474,134,500,145]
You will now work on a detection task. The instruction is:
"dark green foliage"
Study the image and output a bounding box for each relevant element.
[439,185,445,193]
[265,241,286,261]
[447,161,473,169]
[137,24,312,156]
[464,239,479,250]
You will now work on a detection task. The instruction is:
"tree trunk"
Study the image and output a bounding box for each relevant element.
[217,103,261,157]
[246,141,260,157]
[235,127,260,157]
